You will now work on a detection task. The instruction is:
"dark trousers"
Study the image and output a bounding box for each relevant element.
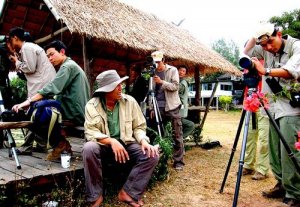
[82,141,159,202]
[159,107,185,167]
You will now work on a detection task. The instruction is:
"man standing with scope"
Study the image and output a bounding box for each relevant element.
[243,22,300,207]
[150,51,185,170]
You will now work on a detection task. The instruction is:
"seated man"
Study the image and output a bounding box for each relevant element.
[12,40,90,160]
[82,70,159,207]
[178,65,195,140]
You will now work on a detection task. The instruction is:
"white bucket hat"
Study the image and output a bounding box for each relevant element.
[94,70,128,93]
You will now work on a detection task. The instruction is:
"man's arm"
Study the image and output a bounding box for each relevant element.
[11,93,44,112]
[15,46,38,74]
[38,65,71,97]
[251,57,293,79]
[161,67,179,91]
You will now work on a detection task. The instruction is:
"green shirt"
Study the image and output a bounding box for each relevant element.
[101,97,120,140]
[38,57,90,125]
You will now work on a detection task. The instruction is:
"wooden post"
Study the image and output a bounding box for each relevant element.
[125,62,131,93]
[82,36,93,95]
[194,65,200,106]
[199,81,219,130]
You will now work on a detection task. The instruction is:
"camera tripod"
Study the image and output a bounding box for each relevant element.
[219,88,300,207]
[142,75,164,138]
[0,91,21,169]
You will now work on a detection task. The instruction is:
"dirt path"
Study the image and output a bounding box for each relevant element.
[138,110,287,207]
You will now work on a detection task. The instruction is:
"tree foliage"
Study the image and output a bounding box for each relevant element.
[10,77,27,105]
[204,38,240,81]
[219,95,232,112]
[211,38,240,68]
[269,9,300,39]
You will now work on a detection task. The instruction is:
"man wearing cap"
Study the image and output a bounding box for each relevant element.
[151,51,185,170]
[244,22,300,206]
[82,70,159,207]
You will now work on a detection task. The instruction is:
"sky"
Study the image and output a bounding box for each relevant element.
[119,0,299,50]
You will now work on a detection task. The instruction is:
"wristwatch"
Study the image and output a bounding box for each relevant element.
[265,68,271,76]
[26,97,32,103]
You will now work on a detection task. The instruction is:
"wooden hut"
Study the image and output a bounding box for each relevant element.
[0,0,242,103]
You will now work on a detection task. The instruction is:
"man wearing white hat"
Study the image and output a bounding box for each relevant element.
[82,70,159,207]
[244,22,300,206]
[150,50,185,170]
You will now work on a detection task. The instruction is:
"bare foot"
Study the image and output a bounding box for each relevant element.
[118,189,141,207]
[90,195,103,207]
[138,199,144,206]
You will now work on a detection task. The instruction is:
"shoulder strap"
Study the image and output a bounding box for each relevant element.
[288,38,300,58]
[46,107,62,149]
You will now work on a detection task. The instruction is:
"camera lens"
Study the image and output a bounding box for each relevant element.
[239,57,253,69]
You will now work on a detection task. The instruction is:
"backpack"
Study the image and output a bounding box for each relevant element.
[28,99,62,148]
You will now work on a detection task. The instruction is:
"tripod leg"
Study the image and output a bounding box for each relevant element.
[233,110,251,207]
[152,97,163,137]
[263,107,300,173]
[6,129,21,169]
[220,109,246,193]
[153,98,165,135]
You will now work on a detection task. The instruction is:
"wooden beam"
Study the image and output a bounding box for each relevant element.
[35,26,68,44]
[82,36,93,95]
[0,121,32,130]
[43,0,61,21]
[194,65,200,106]
[38,13,50,37]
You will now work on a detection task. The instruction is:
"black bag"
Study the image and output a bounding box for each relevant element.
[0,110,29,122]
[200,140,222,149]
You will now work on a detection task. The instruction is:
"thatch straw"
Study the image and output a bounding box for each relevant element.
[47,0,242,76]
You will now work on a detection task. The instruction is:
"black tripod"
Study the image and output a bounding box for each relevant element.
[0,91,21,169]
[219,88,300,207]
[142,73,164,138]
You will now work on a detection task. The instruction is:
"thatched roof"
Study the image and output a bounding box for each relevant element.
[46,0,242,76]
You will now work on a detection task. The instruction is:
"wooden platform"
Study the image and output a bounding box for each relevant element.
[0,137,84,186]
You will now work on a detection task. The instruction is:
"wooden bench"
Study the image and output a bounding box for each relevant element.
[0,120,84,139]
[0,121,33,130]
[61,120,85,139]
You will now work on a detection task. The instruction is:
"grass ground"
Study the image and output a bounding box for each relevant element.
[134,110,288,207]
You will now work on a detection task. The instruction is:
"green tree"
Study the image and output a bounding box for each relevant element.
[211,38,240,68]
[10,77,27,105]
[269,9,300,38]
[203,38,240,82]
[219,95,232,112]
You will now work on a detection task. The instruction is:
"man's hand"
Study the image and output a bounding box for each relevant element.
[153,75,163,84]
[12,99,30,113]
[9,54,17,63]
[251,57,265,75]
[140,139,159,158]
[110,139,130,163]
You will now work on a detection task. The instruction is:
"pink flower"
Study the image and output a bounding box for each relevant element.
[295,142,300,151]
[296,131,300,151]
[243,92,269,112]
